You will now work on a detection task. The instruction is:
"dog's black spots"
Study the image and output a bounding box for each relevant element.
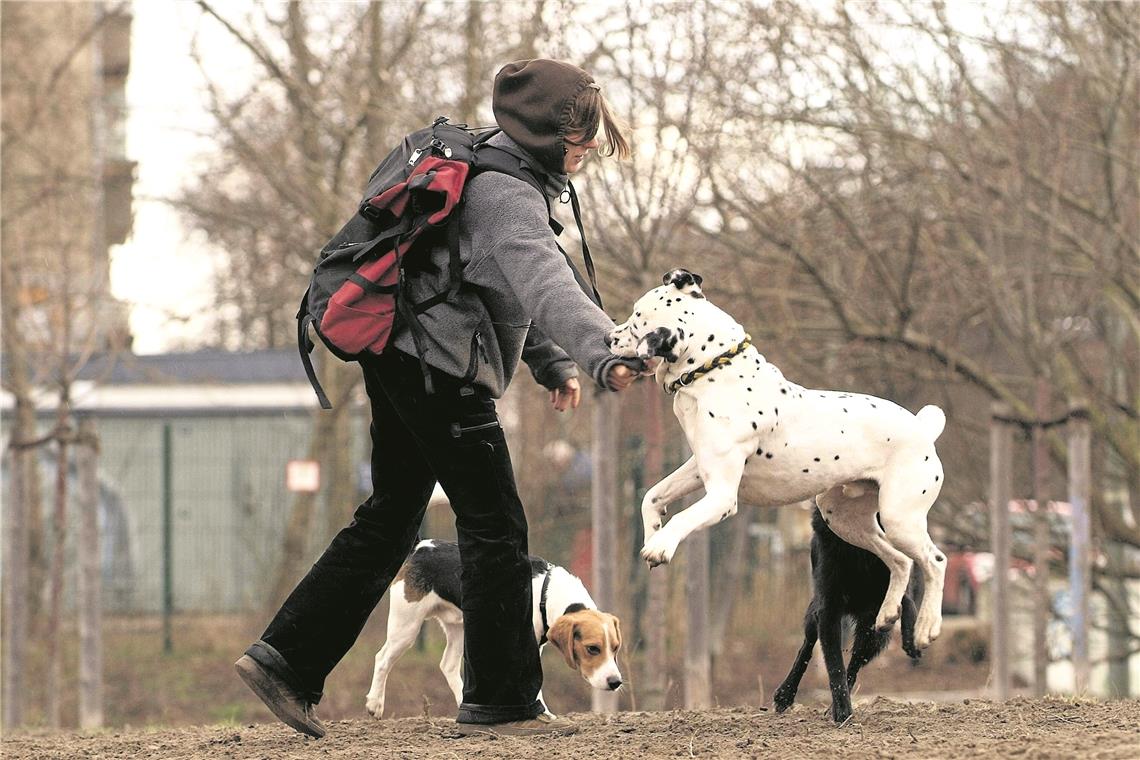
[691,292,704,299]
[635,312,641,317]
[747,387,752,391]
[922,489,926,494]
[687,358,695,364]
[841,430,845,434]
[887,437,891,442]
[701,345,706,351]
[871,403,877,408]
[708,411,714,418]
[925,455,929,461]
[843,408,848,413]
[814,457,820,462]
[677,328,685,339]
[765,453,773,459]
[752,422,758,430]
[934,475,939,481]
[781,388,787,394]
[708,378,715,382]
[707,334,714,341]
[756,446,763,454]
[758,410,764,415]
[775,407,779,415]
[834,455,840,460]
[935,554,945,563]
[803,468,810,473]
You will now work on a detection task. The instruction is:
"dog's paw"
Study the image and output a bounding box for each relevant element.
[364,696,384,719]
[640,532,677,567]
[874,603,901,633]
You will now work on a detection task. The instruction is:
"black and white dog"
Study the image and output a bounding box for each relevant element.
[364,539,623,718]
[608,269,948,649]
[774,499,922,724]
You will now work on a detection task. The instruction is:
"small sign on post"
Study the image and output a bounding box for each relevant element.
[286,460,321,493]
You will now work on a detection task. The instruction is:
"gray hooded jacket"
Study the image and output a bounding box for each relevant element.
[390,131,626,398]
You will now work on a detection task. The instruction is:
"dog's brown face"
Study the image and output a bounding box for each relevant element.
[547,609,623,691]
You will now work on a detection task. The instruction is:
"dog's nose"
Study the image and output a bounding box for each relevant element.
[604,333,613,347]
[607,676,623,690]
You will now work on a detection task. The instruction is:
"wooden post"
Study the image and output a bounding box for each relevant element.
[76,418,104,728]
[591,391,620,713]
[1067,400,1091,694]
[989,402,1013,700]
[684,525,712,709]
[1031,381,1050,696]
[2,445,29,729]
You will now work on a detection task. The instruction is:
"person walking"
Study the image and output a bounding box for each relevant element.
[235,58,639,739]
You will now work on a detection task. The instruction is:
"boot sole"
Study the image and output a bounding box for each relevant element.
[453,722,579,737]
[234,655,326,739]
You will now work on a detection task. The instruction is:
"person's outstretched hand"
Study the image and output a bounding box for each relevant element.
[607,364,638,392]
[550,377,581,411]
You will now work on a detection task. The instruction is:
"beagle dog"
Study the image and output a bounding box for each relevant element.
[365,539,623,718]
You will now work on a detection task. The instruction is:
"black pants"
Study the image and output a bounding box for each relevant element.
[246,350,543,724]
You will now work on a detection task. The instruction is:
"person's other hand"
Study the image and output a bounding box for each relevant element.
[607,364,638,392]
[550,377,581,411]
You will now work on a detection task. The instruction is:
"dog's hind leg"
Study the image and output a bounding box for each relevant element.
[817,604,852,724]
[877,481,946,648]
[774,602,819,713]
[845,615,890,692]
[900,593,921,660]
[438,621,465,706]
[818,489,914,635]
[365,584,427,718]
[641,456,703,546]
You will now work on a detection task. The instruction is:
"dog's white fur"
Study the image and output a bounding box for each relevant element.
[608,270,948,649]
[364,539,623,718]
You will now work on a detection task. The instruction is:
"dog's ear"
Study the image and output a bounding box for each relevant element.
[662,268,704,295]
[636,327,679,363]
[547,616,579,671]
[608,614,622,652]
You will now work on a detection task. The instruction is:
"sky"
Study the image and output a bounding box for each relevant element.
[109,1,232,354]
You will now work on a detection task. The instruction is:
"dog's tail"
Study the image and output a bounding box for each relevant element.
[915,405,946,442]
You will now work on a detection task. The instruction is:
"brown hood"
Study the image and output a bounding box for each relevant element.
[492,59,595,176]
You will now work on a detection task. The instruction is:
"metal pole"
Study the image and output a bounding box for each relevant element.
[989,402,1012,700]
[591,392,619,713]
[1067,400,1091,694]
[163,421,174,654]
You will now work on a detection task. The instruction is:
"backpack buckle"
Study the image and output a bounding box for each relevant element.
[359,203,383,222]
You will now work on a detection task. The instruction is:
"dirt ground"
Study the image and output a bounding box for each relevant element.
[5,696,1139,760]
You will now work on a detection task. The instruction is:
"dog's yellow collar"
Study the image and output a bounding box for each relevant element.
[665,335,752,394]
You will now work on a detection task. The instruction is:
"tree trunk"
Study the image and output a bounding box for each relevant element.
[591,390,620,713]
[76,418,103,728]
[640,383,668,710]
[45,423,70,728]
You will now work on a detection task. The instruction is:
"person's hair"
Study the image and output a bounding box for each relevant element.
[566,85,630,160]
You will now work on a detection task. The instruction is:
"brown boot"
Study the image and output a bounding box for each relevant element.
[235,654,326,739]
[454,713,579,737]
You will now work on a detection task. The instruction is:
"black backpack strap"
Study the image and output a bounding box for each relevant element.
[564,180,602,308]
[395,266,436,395]
[296,289,333,410]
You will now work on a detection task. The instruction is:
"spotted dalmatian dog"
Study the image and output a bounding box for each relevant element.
[607,269,948,649]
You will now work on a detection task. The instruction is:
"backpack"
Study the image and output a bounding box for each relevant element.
[297,117,601,408]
